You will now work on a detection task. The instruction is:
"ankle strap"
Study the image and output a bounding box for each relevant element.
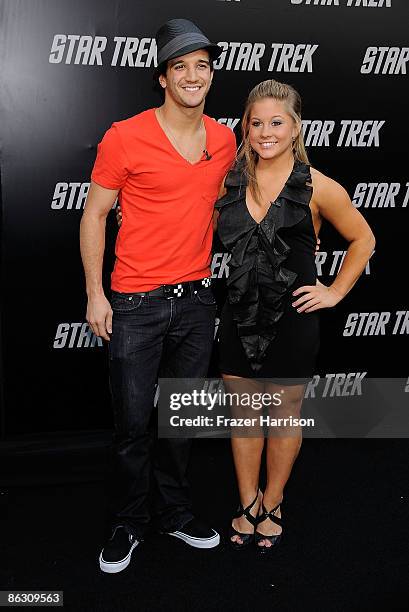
[234,491,259,526]
[258,501,283,527]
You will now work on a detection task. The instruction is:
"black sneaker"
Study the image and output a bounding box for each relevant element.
[163,517,220,549]
[99,526,141,573]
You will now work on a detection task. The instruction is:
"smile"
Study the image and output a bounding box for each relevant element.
[260,142,278,148]
[183,86,201,92]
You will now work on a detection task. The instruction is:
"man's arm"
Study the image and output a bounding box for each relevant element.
[80,181,119,340]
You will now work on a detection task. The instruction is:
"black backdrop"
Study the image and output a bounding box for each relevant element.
[1,0,408,438]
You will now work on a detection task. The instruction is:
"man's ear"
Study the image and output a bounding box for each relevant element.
[158,74,166,89]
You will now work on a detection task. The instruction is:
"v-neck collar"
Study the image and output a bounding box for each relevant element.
[153,108,209,167]
[244,161,296,225]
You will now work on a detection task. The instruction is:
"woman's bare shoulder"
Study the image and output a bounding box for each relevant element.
[310,167,350,204]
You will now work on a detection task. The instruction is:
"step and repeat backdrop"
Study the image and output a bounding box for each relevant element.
[1,0,408,436]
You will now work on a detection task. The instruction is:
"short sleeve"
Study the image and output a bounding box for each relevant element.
[91,124,129,190]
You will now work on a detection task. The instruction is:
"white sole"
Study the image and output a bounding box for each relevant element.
[99,540,139,573]
[167,530,220,549]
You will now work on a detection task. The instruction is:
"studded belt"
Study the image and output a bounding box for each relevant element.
[130,277,212,299]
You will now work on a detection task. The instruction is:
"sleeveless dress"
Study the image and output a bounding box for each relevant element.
[216,159,319,382]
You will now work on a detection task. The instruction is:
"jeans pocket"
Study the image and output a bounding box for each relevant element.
[194,288,217,306]
[111,293,144,313]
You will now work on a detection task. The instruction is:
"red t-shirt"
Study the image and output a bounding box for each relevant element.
[91,109,236,292]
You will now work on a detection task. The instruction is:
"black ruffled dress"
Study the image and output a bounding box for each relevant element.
[216,159,319,382]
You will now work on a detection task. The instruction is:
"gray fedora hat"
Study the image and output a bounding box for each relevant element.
[155,18,222,70]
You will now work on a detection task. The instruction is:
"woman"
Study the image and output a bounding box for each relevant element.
[214,79,375,553]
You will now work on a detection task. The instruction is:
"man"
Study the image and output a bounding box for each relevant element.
[80,18,236,573]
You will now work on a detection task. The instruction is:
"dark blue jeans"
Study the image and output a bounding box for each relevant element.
[107,284,216,538]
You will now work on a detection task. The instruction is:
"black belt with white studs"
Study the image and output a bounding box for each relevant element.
[132,277,212,299]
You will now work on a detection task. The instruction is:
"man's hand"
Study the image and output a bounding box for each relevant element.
[86,294,113,341]
[116,204,123,228]
[315,236,321,254]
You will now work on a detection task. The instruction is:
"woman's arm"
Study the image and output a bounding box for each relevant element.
[292,169,375,313]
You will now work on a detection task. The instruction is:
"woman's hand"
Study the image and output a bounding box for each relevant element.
[115,204,122,227]
[292,280,343,313]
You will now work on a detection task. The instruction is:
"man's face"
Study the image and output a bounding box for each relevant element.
[159,49,213,108]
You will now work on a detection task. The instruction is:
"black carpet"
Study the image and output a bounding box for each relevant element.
[1,439,408,612]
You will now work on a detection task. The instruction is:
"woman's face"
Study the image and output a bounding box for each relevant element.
[248,98,298,161]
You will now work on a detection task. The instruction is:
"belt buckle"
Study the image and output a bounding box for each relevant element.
[164,283,185,299]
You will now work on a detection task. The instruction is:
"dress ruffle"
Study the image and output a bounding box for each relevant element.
[216,159,313,372]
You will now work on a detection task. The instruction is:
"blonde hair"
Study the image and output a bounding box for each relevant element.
[238,79,310,204]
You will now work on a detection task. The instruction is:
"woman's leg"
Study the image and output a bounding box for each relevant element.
[223,374,265,543]
[256,383,305,547]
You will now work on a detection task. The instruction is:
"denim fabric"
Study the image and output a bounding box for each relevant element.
[107,285,216,538]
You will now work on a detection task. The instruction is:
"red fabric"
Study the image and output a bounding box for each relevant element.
[91,109,236,292]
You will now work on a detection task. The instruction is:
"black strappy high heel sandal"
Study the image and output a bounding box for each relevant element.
[229,492,260,550]
[255,501,283,554]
